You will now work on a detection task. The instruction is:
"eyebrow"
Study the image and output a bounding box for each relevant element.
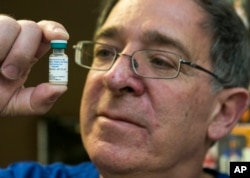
[94,26,120,41]
[94,26,191,59]
[140,31,191,59]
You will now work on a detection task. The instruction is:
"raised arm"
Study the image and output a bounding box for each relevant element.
[0,15,69,116]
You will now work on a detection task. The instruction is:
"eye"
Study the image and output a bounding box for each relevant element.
[91,45,116,68]
[149,55,177,70]
[94,46,115,60]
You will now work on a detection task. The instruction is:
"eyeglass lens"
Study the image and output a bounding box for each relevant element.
[77,42,181,78]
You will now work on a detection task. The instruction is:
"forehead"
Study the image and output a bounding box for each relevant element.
[98,0,212,63]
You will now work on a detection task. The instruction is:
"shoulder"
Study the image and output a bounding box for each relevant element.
[204,168,229,178]
[216,172,229,178]
[0,161,99,178]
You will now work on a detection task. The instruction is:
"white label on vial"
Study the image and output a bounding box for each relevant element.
[49,56,68,84]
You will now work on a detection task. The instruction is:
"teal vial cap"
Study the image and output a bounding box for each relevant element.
[51,40,67,49]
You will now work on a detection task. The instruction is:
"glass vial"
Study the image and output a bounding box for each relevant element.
[49,40,68,85]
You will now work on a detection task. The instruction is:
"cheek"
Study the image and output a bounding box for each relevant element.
[149,81,191,124]
[149,82,212,146]
[81,72,104,107]
[80,73,103,136]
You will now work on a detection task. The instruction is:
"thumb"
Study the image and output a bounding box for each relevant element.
[1,83,67,116]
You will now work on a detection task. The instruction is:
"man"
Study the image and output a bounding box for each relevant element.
[0,0,249,178]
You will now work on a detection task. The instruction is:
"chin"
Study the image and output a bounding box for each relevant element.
[86,139,148,175]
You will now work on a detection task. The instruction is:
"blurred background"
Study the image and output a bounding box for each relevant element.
[0,0,100,167]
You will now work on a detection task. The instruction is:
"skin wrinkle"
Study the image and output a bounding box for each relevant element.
[79,0,250,178]
[95,2,214,80]
[84,0,213,175]
[95,27,192,61]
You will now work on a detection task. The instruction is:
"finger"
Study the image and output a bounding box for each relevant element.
[35,20,70,58]
[1,83,67,116]
[1,20,42,80]
[0,15,20,63]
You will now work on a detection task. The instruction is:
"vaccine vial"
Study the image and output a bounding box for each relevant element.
[49,40,68,85]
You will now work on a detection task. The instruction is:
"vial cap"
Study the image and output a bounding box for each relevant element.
[51,40,67,49]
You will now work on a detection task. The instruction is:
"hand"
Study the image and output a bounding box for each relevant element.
[0,15,70,116]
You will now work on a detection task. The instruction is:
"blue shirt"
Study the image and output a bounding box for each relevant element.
[0,162,228,178]
[0,162,98,178]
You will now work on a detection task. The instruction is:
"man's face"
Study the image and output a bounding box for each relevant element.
[80,0,218,176]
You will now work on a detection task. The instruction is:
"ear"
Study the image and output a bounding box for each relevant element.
[207,88,249,141]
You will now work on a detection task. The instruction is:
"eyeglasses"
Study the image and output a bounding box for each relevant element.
[73,41,220,80]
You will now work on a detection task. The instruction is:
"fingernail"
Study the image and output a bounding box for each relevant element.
[53,27,69,39]
[1,65,20,80]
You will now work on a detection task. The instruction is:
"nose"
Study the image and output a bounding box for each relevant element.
[102,53,144,96]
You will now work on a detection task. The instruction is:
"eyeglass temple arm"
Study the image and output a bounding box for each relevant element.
[180,59,220,80]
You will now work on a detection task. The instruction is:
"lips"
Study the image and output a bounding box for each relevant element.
[97,111,145,129]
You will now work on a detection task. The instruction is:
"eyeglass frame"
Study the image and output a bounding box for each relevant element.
[73,40,221,82]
